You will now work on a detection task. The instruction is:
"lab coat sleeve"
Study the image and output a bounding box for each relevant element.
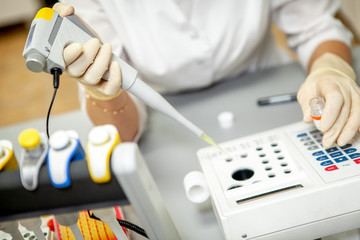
[271,0,353,69]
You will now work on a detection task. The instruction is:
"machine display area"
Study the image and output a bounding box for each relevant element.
[197,121,360,240]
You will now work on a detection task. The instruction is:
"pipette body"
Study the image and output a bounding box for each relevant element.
[23,8,207,141]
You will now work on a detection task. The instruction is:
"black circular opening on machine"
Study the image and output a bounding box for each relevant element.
[232,168,254,181]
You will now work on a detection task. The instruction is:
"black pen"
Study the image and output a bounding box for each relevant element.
[257,92,297,106]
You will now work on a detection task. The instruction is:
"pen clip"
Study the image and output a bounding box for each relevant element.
[257,92,297,106]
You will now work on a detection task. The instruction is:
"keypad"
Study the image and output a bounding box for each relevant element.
[292,128,360,182]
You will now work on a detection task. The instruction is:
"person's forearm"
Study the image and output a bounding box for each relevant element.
[85,90,140,142]
[307,40,352,72]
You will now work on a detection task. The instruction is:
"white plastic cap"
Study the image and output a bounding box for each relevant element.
[183,171,210,204]
[88,126,110,145]
[50,130,70,150]
[217,111,234,129]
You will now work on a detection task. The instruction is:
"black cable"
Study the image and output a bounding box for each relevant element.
[46,68,62,139]
[87,210,149,238]
[117,219,149,238]
[46,88,58,139]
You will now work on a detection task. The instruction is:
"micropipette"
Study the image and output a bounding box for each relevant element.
[309,96,325,131]
[22,7,216,146]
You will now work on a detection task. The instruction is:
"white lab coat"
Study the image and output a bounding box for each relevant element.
[62,0,353,142]
[62,0,352,93]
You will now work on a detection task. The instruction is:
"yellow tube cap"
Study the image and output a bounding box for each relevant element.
[18,128,41,149]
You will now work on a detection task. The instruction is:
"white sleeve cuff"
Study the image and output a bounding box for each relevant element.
[291,19,353,68]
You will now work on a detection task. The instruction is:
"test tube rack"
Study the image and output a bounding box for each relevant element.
[0,141,180,240]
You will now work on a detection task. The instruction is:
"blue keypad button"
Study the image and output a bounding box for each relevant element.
[349,153,360,159]
[320,160,334,166]
[344,148,356,154]
[329,151,343,158]
[334,156,348,163]
[307,145,319,150]
[312,151,325,156]
[340,144,352,149]
[297,133,307,138]
[326,147,339,153]
[316,155,329,161]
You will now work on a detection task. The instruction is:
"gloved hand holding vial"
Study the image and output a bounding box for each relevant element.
[297,51,360,149]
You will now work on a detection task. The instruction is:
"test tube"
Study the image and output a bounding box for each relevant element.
[18,128,48,191]
[309,96,325,131]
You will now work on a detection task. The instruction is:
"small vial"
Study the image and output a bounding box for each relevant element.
[18,128,48,191]
[309,96,325,130]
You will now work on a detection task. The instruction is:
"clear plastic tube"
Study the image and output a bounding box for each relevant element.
[309,96,325,130]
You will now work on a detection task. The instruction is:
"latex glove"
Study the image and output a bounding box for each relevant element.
[297,52,360,148]
[53,3,122,100]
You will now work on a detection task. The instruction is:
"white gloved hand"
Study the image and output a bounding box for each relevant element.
[53,3,122,100]
[297,52,360,148]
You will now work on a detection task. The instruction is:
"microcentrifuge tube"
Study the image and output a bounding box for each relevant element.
[309,96,325,130]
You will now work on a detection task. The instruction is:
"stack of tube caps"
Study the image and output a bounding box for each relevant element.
[0,124,119,191]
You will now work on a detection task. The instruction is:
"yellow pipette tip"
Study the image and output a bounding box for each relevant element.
[200,133,228,155]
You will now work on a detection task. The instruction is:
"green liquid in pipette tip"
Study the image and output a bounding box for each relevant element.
[201,133,228,154]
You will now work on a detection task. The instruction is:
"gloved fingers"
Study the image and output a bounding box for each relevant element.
[67,38,101,79]
[319,83,344,132]
[322,93,350,148]
[53,3,74,17]
[63,43,82,66]
[97,61,122,96]
[297,85,317,123]
[83,43,112,85]
[303,110,313,123]
[337,94,360,146]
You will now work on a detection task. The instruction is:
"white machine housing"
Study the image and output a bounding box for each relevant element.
[197,121,360,240]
